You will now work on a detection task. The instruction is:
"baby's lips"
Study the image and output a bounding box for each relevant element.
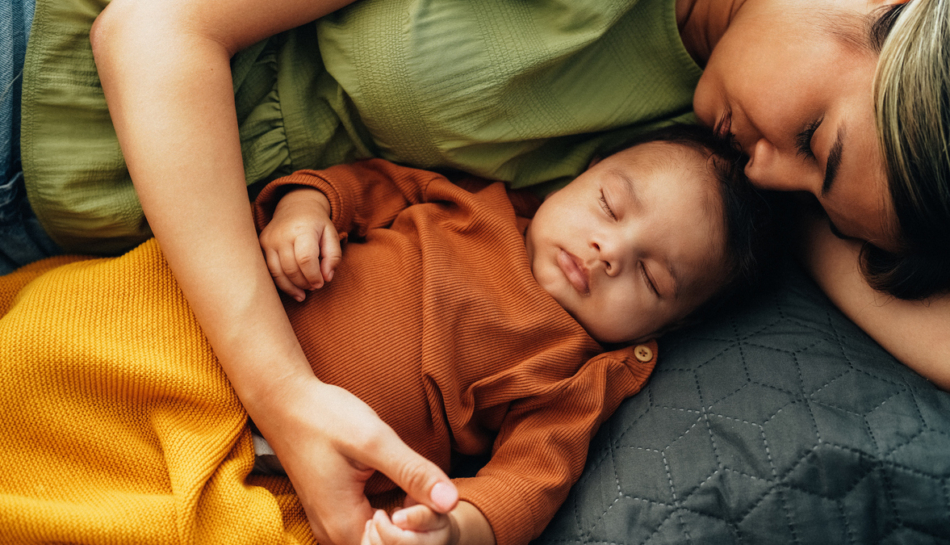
[557,249,590,295]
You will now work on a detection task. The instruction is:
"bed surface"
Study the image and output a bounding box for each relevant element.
[536,258,950,544]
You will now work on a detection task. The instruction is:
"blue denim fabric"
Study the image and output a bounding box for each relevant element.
[1,0,63,276]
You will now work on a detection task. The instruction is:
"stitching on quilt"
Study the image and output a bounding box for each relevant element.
[777,484,803,545]
[809,388,904,422]
[574,440,625,543]
[837,499,858,545]
[878,455,903,537]
[538,266,950,545]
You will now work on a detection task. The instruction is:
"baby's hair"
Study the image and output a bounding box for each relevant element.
[600,124,780,333]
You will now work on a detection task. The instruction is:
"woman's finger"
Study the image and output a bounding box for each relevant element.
[294,450,375,545]
[402,495,420,509]
[345,425,458,516]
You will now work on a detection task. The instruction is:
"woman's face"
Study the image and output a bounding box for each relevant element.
[692,0,906,251]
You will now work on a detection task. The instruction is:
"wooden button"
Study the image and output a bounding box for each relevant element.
[633,345,653,363]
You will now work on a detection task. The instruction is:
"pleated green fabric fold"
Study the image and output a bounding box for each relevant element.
[22,0,700,254]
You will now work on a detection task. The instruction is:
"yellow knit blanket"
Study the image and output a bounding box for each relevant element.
[0,240,312,544]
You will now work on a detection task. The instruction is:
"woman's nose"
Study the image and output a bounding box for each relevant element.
[744,138,815,194]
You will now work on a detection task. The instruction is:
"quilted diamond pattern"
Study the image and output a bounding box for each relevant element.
[536,262,950,544]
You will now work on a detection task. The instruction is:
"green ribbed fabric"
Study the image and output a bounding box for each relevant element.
[316,0,701,189]
[21,0,700,254]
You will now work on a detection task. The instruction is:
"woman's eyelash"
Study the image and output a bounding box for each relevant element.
[599,191,616,219]
[639,262,659,297]
[796,118,822,159]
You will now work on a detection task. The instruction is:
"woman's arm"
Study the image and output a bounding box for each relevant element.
[800,214,950,391]
[90,2,457,544]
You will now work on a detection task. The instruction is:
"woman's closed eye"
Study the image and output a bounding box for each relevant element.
[599,190,616,219]
[796,118,822,160]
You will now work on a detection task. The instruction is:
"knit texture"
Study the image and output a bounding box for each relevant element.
[0,242,312,544]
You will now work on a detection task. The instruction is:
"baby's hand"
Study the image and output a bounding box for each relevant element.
[259,187,342,301]
[362,506,454,545]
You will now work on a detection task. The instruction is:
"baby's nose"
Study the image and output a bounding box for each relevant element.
[592,239,626,277]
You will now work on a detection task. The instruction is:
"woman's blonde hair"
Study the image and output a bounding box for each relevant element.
[870,0,950,299]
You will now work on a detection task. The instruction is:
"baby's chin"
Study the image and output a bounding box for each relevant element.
[576,318,656,346]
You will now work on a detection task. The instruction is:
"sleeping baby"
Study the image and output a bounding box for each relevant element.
[250,124,777,545]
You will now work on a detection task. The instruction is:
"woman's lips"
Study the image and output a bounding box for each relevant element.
[557,249,590,295]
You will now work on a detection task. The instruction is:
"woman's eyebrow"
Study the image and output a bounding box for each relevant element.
[821,125,845,196]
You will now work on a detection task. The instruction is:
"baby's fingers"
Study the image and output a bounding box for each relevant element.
[369,511,417,545]
[369,508,451,545]
[363,513,392,545]
[294,234,327,289]
[265,248,306,302]
[362,520,375,545]
[392,505,445,532]
[319,224,343,283]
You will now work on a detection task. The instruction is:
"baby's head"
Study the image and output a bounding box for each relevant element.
[526,124,775,344]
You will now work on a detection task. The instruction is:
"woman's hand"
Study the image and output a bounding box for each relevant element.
[259,188,342,301]
[254,377,459,545]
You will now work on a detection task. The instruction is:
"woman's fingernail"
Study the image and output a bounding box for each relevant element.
[430,482,457,511]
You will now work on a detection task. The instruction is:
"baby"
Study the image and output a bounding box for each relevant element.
[252,124,775,545]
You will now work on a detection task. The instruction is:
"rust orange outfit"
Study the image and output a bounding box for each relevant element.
[254,159,657,545]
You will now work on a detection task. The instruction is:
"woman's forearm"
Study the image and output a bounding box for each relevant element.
[89,0,352,406]
[90,6,460,543]
[801,216,950,390]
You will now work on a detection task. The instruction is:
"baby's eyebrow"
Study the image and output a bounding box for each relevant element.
[611,169,640,208]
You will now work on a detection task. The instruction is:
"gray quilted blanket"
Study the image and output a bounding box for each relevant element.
[536,260,950,544]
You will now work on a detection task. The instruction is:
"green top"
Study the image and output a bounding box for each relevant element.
[22,0,701,254]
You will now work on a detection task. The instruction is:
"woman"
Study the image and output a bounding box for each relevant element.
[3,0,948,543]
